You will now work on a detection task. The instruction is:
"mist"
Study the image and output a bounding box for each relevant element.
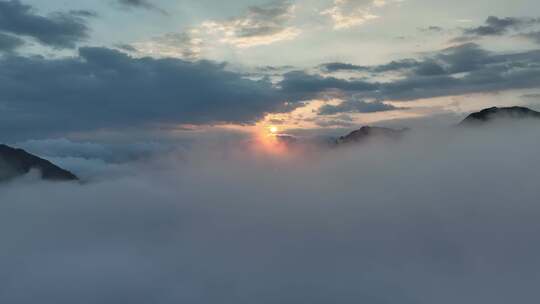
[1,121,540,304]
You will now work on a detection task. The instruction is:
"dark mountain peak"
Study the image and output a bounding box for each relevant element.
[461,106,540,125]
[0,144,78,182]
[337,126,406,145]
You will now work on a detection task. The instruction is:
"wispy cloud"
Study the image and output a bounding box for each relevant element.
[201,0,301,48]
[134,0,301,54]
[115,0,168,15]
[317,99,401,115]
[132,30,204,60]
[321,0,400,30]
[454,16,540,42]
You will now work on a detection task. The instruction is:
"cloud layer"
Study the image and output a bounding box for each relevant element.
[284,43,540,102]
[0,47,297,140]
[2,121,540,303]
[0,0,90,49]
[2,40,539,140]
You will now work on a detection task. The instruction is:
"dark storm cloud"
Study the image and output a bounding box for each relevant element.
[281,43,540,102]
[378,44,540,101]
[434,43,492,73]
[454,16,540,42]
[317,99,399,115]
[320,59,420,73]
[279,71,377,100]
[116,0,167,15]
[413,60,446,76]
[0,31,23,52]
[373,59,422,73]
[0,47,296,140]
[320,62,368,72]
[0,0,90,49]
[464,16,537,36]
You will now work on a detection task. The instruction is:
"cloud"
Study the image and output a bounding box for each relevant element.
[455,16,540,41]
[15,138,171,164]
[420,25,444,33]
[317,99,400,115]
[2,123,540,303]
[202,0,300,48]
[115,0,167,15]
[377,44,540,101]
[2,41,540,140]
[114,43,138,52]
[321,0,393,29]
[521,93,540,100]
[282,43,540,102]
[68,10,99,18]
[309,113,356,127]
[0,0,90,49]
[280,70,377,100]
[132,31,204,60]
[314,118,356,127]
[320,62,369,72]
[0,31,24,53]
[521,31,540,44]
[320,59,428,74]
[0,47,299,140]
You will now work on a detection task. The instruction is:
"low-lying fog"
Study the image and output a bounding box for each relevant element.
[1,121,540,304]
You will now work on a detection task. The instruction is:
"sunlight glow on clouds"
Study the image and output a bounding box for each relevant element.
[129,0,301,58]
[202,1,301,48]
[321,0,385,29]
[203,23,301,48]
[132,30,204,59]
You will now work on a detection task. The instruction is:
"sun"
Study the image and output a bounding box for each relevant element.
[269,126,278,134]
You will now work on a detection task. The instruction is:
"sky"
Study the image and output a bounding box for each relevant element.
[0,0,539,142]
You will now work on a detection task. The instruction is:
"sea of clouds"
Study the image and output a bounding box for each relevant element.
[1,121,540,304]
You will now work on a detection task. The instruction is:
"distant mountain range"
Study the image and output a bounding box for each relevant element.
[0,144,78,183]
[460,106,540,125]
[335,106,540,145]
[336,126,407,145]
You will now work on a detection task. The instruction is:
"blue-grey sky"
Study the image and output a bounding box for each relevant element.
[1,0,540,140]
